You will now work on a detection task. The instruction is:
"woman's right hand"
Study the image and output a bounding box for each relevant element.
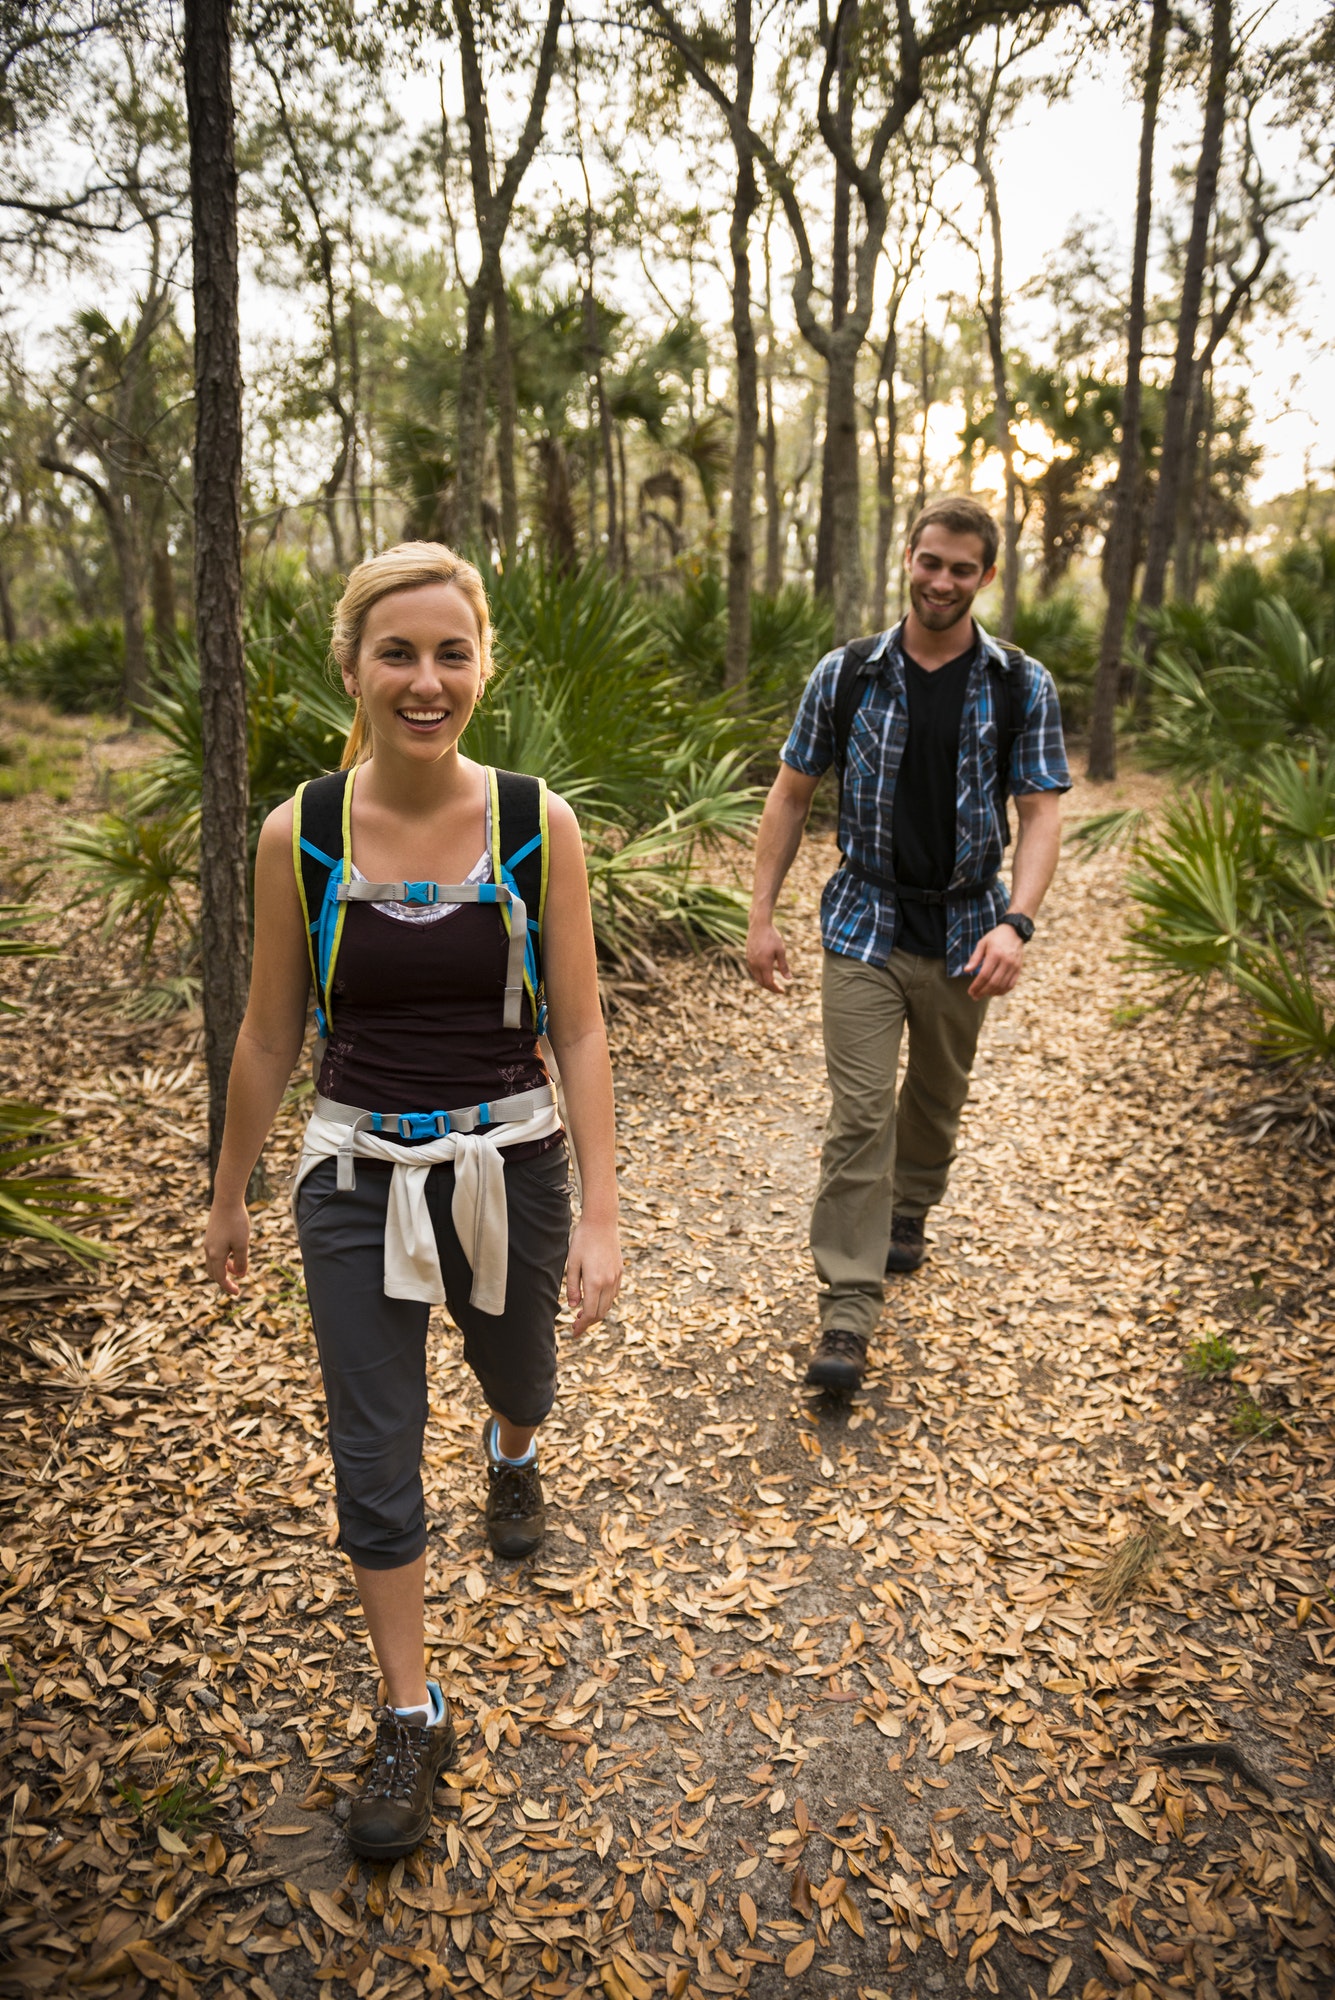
[205,1199,251,1297]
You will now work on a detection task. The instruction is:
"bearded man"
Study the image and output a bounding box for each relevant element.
[746,495,1071,1393]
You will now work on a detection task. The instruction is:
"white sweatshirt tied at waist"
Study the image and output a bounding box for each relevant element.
[293,1085,563,1316]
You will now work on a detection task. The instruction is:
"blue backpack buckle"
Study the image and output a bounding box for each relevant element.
[403,881,437,906]
[395,1110,450,1140]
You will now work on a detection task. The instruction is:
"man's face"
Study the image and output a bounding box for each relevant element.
[905,525,996,632]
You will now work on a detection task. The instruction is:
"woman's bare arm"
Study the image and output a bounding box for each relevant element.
[539,794,622,1335]
[204,801,312,1294]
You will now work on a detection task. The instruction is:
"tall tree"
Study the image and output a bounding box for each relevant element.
[1132,0,1231,653]
[1087,0,1171,781]
[724,0,759,691]
[451,0,564,550]
[184,0,249,1181]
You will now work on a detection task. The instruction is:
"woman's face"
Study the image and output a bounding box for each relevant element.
[346,582,485,762]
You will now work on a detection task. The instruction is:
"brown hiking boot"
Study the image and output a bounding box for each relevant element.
[484,1420,547,1558]
[885,1212,927,1274]
[347,1693,456,1860]
[804,1326,868,1393]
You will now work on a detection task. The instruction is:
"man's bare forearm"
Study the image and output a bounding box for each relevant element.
[750,776,816,921]
[1009,795,1062,920]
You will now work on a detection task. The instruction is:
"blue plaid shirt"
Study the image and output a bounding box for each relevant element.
[781,620,1071,977]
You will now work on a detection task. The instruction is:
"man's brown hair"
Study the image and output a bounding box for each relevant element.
[907,494,999,572]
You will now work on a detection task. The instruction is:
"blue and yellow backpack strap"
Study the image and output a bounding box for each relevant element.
[488,767,549,1034]
[291,767,355,1040]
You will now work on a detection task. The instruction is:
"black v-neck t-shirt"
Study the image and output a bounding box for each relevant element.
[890,644,975,958]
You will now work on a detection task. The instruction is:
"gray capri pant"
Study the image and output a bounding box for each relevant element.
[296,1143,571,1569]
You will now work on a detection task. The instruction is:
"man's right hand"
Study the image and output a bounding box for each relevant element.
[746,919,791,993]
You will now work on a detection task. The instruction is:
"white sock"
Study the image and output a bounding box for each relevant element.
[394,1680,445,1727]
[490,1419,536,1466]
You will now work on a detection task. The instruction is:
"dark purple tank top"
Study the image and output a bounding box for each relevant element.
[317,900,556,1157]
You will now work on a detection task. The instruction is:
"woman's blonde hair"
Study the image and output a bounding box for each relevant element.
[330,541,494,768]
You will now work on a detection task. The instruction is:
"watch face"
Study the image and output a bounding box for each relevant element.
[1007,913,1034,941]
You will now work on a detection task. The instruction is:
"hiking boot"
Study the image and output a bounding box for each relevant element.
[347,1694,456,1860]
[483,1420,546,1558]
[885,1212,927,1274]
[805,1326,868,1393]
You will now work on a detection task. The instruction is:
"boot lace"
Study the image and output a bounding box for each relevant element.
[364,1710,429,1803]
[819,1327,867,1363]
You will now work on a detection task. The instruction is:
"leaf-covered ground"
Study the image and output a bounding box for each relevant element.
[2,768,1334,2000]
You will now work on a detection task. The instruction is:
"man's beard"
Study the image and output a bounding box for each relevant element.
[909,579,975,631]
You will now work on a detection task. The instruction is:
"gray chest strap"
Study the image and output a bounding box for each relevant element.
[337,878,528,1031]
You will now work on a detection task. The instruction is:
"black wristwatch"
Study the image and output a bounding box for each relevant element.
[999,912,1035,943]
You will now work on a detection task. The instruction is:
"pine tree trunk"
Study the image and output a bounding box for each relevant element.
[813,8,853,602]
[976,144,1019,637]
[0,560,16,646]
[492,274,519,556]
[762,219,782,594]
[1134,0,1231,650]
[723,0,758,694]
[825,330,862,642]
[871,322,898,631]
[1087,0,1169,782]
[117,500,150,712]
[149,513,177,663]
[762,360,781,594]
[185,0,250,1182]
[454,280,492,551]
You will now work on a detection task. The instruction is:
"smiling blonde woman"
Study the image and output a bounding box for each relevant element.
[204,542,622,1860]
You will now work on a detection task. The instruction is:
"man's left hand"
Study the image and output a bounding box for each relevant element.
[963,923,1026,1000]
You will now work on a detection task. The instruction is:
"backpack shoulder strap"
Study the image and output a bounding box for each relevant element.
[488,767,548,1033]
[831,634,883,772]
[985,640,1028,803]
[292,767,353,1039]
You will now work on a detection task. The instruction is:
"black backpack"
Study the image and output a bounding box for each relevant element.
[830,630,1028,898]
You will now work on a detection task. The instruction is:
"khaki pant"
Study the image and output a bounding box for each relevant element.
[810,948,989,1339]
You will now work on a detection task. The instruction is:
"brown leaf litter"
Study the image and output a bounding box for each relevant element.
[0,765,1332,2000]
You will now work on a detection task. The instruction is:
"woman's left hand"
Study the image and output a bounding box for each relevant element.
[565,1218,623,1336]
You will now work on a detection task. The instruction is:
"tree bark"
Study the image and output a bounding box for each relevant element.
[492,273,519,556]
[0,561,15,646]
[761,208,782,593]
[871,318,899,630]
[813,7,854,602]
[117,499,150,709]
[825,331,863,638]
[976,138,1019,636]
[1133,0,1231,651]
[1087,0,1169,781]
[724,0,759,693]
[453,0,564,548]
[149,510,177,663]
[185,0,250,1183]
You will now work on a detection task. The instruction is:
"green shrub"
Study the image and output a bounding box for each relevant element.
[1010,592,1098,730]
[1125,749,1334,1080]
[1148,596,1335,776]
[645,567,833,716]
[0,620,125,713]
[475,560,763,955]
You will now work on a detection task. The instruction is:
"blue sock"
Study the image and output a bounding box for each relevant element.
[394,1679,445,1727]
[489,1418,536,1465]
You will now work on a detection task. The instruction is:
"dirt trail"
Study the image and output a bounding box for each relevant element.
[2,771,1333,2000]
